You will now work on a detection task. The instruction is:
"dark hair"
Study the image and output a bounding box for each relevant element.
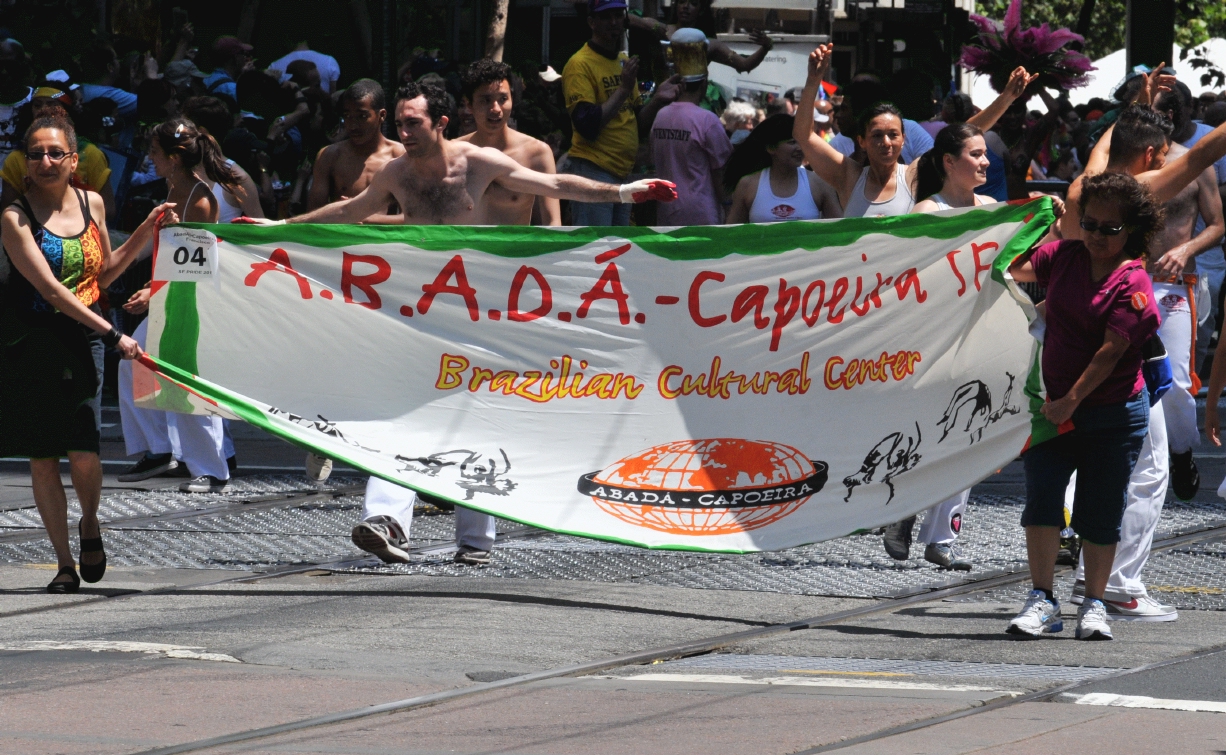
[462,58,513,103]
[136,78,177,123]
[1113,73,1149,105]
[81,45,118,82]
[1154,81,1193,132]
[1110,105,1172,166]
[856,101,904,137]
[151,117,242,193]
[1205,101,1226,128]
[940,93,975,124]
[722,113,794,192]
[25,115,77,152]
[181,96,235,142]
[340,78,386,112]
[284,59,318,87]
[395,81,451,127]
[915,123,984,202]
[1078,172,1165,259]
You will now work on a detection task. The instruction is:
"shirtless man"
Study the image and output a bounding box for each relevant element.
[1051,100,1226,621]
[245,81,674,564]
[257,81,674,227]
[307,79,404,214]
[456,58,560,226]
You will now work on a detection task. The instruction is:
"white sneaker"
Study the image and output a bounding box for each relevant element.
[305,452,333,483]
[1105,595,1178,622]
[1075,599,1114,640]
[1006,590,1063,638]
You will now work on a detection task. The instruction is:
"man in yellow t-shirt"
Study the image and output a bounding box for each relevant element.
[562,0,678,225]
[0,86,114,217]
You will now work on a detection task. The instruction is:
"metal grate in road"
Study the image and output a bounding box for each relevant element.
[4,473,1226,609]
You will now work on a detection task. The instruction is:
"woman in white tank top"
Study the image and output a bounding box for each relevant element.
[877,123,1002,572]
[912,123,999,214]
[723,114,842,224]
[793,44,1034,218]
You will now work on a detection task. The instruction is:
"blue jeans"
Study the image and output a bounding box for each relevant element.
[1022,394,1149,545]
[563,156,630,227]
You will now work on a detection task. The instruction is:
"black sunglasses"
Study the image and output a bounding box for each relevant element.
[1079,217,1127,237]
[25,149,73,162]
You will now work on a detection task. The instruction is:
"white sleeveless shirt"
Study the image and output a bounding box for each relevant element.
[747,167,822,223]
[843,163,914,218]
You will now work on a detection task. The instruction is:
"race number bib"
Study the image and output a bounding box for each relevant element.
[157,227,219,285]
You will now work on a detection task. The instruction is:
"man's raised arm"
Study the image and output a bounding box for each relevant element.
[491,149,677,205]
[1145,121,1226,204]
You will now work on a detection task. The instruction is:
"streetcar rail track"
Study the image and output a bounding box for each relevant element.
[120,519,1226,755]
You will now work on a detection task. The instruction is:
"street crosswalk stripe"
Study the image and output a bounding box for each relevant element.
[595,673,1015,693]
[1067,693,1226,713]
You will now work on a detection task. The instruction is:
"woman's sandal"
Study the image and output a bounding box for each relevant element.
[47,565,80,594]
[78,520,107,583]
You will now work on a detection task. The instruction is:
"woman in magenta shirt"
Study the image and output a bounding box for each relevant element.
[1007,172,1164,641]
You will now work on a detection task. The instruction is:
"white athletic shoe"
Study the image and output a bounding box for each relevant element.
[1105,595,1178,622]
[1006,590,1063,638]
[1075,599,1114,640]
[305,452,333,483]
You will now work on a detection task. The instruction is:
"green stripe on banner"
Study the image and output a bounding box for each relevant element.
[158,282,201,414]
[193,198,1055,259]
[1022,344,1059,447]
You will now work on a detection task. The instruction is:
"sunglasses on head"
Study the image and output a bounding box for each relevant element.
[25,149,72,162]
[1079,217,1127,237]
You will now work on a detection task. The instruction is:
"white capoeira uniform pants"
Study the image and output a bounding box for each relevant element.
[362,477,496,551]
[1154,278,1201,454]
[1068,401,1169,599]
[118,319,233,480]
[917,489,970,545]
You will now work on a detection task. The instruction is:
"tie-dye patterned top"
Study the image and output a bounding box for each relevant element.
[11,190,104,315]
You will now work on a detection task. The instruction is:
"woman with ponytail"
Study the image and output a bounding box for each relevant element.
[912,124,996,213]
[877,123,998,572]
[879,121,1065,571]
[119,117,237,496]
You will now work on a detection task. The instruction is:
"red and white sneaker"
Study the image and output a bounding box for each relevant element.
[1104,595,1178,622]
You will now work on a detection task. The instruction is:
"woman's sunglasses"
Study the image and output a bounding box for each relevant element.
[25,149,73,162]
[1079,217,1127,237]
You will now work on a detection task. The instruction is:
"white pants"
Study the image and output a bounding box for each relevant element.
[917,489,970,545]
[1070,401,1168,599]
[118,319,232,480]
[1195,247,1224,370]
[1155,280,1199,454]
[362,477,496,551]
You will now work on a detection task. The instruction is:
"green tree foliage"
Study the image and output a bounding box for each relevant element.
[975,0,1226,62]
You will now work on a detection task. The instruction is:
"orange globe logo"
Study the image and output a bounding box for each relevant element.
[577,438,827,536]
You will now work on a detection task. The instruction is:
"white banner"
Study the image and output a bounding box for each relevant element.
[137,201,1053,552]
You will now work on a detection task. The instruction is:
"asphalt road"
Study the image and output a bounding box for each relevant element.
[3,399,1226,754]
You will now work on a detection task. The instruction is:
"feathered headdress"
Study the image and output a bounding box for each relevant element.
[959,0,1095,95]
